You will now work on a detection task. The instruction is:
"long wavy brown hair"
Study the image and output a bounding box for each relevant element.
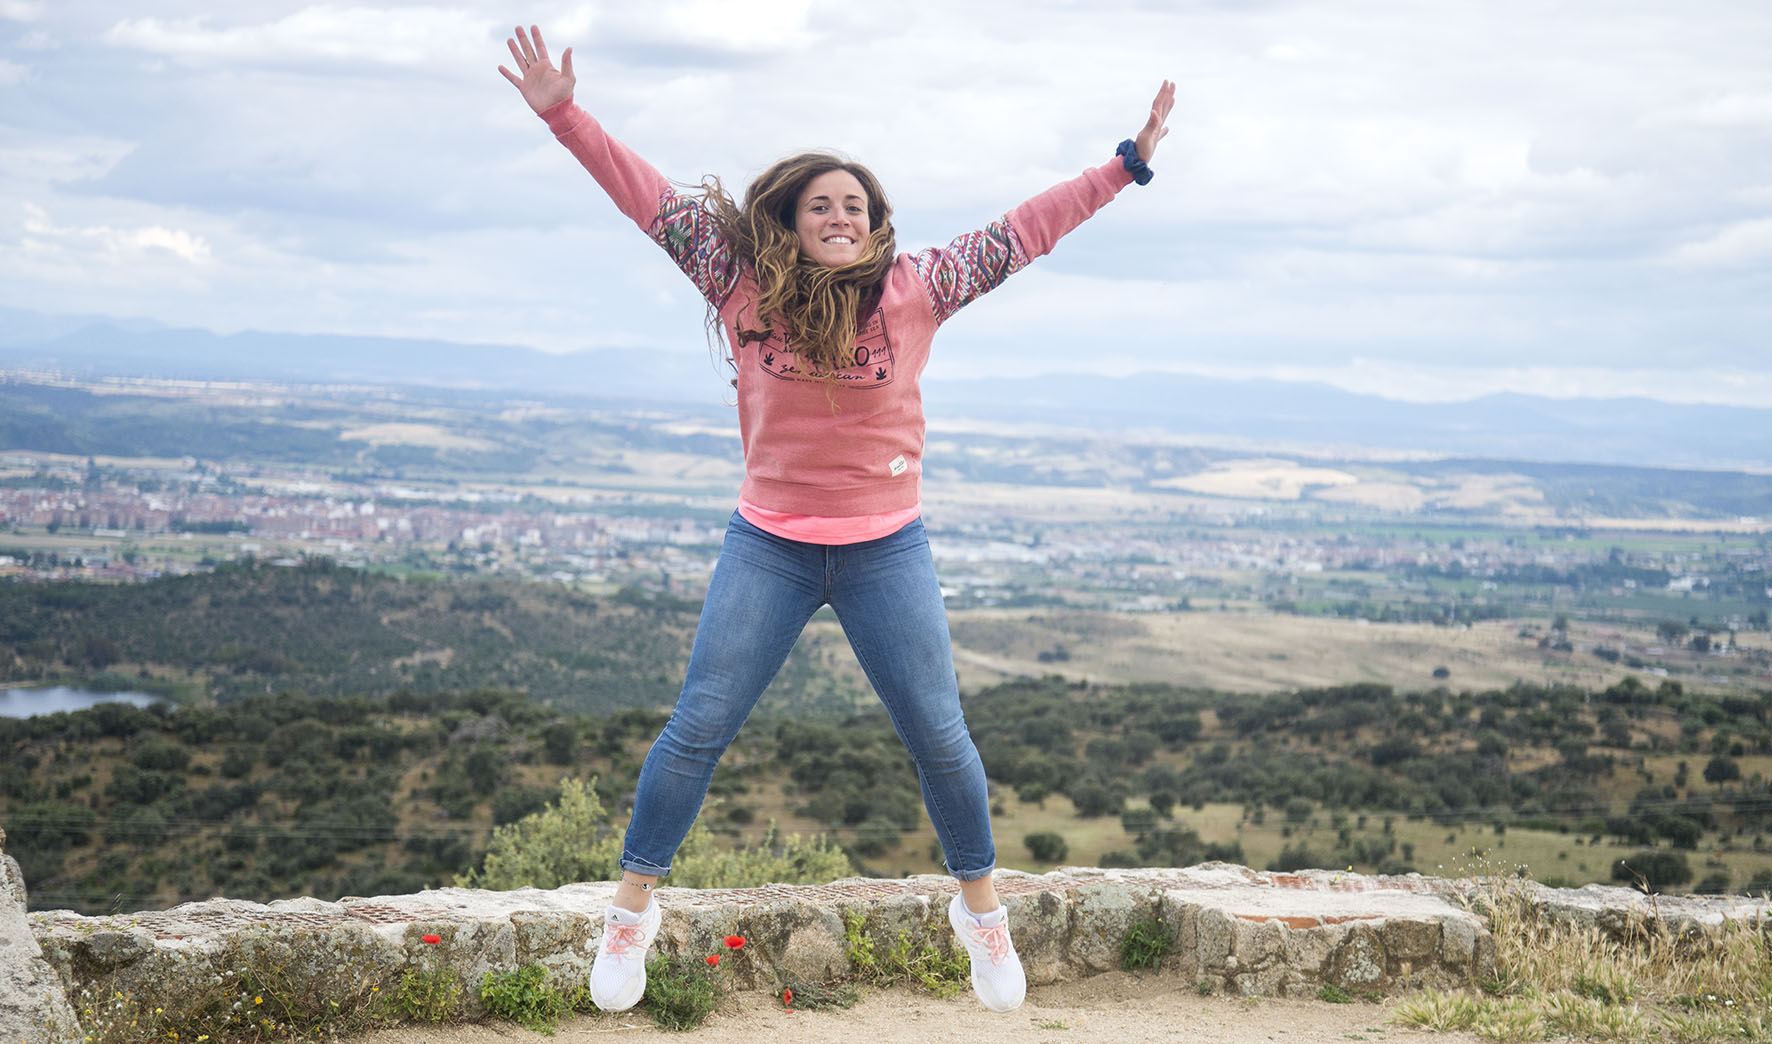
[693,153,896,379]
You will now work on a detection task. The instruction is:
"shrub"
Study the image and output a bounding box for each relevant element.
[1120,918,1174,972]
[642,955,720,1031]
[393,965,462,1023]
[479,964,570,1034]
[1069,781,1122,818]
[841,909,967,997]
[1120,807,1159,834]
[1267,844,1327,873]
[456,778,849,890]
[1025,831,1069,863]
[1611,851,1691,892]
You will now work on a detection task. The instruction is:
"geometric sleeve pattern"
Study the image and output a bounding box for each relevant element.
[908,217,1033,326]
[647,187,741,310]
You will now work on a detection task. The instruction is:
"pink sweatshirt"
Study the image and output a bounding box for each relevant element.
[541,99,1135,518]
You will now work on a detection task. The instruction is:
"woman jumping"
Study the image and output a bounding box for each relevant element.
[499,23,1173,1014]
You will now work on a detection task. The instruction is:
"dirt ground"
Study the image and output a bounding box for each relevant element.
[351,973,1484,1044]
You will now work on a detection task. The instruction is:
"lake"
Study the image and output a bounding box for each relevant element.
[0,686,163,719]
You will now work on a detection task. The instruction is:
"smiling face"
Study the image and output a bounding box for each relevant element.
[793,168,871,267]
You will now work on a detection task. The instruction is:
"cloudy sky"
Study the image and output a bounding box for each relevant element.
[2,0,1769,406]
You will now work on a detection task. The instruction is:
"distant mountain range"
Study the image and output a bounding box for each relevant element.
[3,306,1766,472]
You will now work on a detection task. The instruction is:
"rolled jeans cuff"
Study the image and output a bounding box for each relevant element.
[619,852,672,878]
[948,862,997,882]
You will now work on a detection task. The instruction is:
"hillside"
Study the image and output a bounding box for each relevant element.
[1,558,721,713]
[5,673,1771,915]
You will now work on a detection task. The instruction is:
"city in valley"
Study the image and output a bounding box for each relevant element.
[1,370,1768,696]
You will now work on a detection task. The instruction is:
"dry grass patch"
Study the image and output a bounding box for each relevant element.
[947,611,1664,695]
[337,423,496,452]
[1396,879,1772,1042]
[1154,459,1361,500]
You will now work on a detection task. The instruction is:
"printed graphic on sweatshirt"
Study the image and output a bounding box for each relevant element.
[754,309,894,389]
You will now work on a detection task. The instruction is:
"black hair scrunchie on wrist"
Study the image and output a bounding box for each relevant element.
[1116,139,1154,186]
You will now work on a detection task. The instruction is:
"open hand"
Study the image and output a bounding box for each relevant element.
[498,24,575,115]
[1135,80,1176,162]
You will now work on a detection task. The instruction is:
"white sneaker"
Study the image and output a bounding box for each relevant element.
[948,893,1026,1012]
[589,900,661,1011]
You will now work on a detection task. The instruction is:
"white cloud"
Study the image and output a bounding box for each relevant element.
[0,0,1763,408]
[1666,218,1772,268]
[661,0,814,53]
[20,203,212,265]
[1662,92,1772,128]
[105,5,491,66]
[0,136,135,184]
[0,58,25,84]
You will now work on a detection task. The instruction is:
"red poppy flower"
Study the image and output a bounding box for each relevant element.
[782,987,793,1006]
[421,934,442,945]
[705,954,720,967]
[724,935,746,950]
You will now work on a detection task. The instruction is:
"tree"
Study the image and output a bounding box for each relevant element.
[1703,756,1742,785]
[1267,844,1327,873]
[1121,807,1159,835]
[1611,851,1691,893]
[542,722,577,766]
[1025,831,1069,863]
[1069,782,1122,818]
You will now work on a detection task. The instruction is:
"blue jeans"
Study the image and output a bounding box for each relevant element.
[620,513,996,881]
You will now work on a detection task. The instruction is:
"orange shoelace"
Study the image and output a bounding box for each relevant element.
[968,921,1012,965]
[603,922,649,958]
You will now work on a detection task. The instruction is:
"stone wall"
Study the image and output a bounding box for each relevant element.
[0,827,81,1043]
[8,851,1772,1041]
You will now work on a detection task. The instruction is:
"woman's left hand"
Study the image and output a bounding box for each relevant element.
[1135,80,1176,162]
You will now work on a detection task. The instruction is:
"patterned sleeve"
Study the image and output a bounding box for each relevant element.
[908,218,1033,326]
[541,99,741,309]
[909,159,1131,326]
[649,189,741,310]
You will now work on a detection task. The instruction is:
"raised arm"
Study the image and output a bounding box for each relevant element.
[499,25,738,307]
[498,24,575,115]
[912,80,1175,326]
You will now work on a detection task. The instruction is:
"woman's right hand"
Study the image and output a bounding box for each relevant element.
[498,24,574,114]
